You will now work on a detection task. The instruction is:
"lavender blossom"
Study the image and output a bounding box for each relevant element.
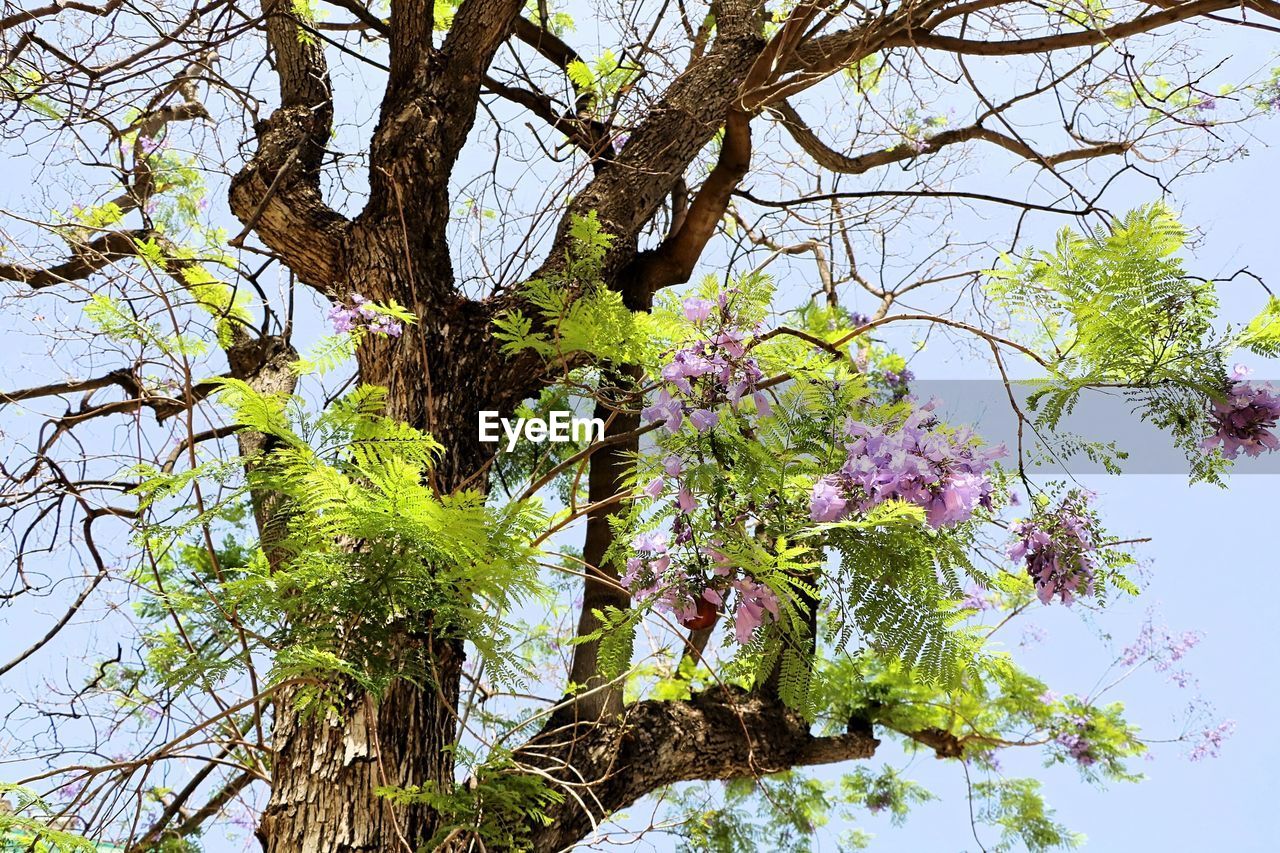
[809,405,1004,529]
[1007,492,1100,606]
[1200,365,1280,459]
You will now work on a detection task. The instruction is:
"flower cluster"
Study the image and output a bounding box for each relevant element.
[1055,716,1098,767]
[1007,492,1098,606]
[1188,719,1236,762]
[809,402,1004,529]
[622,534,780,644]
[1200,364,1280,459]
[1119,615,1202,670]
[328,293,404,338]
[874,366,913,401]
[641,294,770,434]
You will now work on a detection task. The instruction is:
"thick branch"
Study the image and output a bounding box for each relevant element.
[0,0,124,33]
[522,687,878,852]
[563,368,642,721]
[896,0,1264,56]
[229,1,346,292]
[628,109,754,295]
[0,229,150,288]
[528,0,766,283]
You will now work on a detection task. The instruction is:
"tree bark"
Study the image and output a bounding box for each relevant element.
[520,686,879,853]
[257,646,463,853]
[254,222,544,850]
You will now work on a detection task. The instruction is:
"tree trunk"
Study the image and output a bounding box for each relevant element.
[255,230,540,851]
[257,645,462,852]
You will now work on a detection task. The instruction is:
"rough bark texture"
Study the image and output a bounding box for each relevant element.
[254,251,540,851]
[257,645,463,852]
[519,686,879,853]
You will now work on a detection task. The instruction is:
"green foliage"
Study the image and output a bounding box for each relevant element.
[0,68,62,119]
[129,381,549,716]
[1236,295,1280,357]
[0,785,101,852]
[989,203,1216,386]
[987,203,1242,480]
[565,50,638,111]
[494,213,658,366]
[85,292,208,357]
[839,767,934,825]
[824,506,983,688]
[177,261,253,348]
[376,761,564,852]
[213,382,546,706]
[291,330,358,375]
[972,778,1084,852]
[575,604,639,684]
[670,772,833,853]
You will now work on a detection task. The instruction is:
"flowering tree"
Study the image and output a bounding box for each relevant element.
[2,1,1279,850]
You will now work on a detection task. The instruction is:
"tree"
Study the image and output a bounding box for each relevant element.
[1,0,1277,850]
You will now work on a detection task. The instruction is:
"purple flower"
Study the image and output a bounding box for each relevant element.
[677,486,696,513]
[1007,492,1098,606]
[633,531,669,553]
[642,389,683,433]
[1020,624,1048,647]
[689,408,718,432]
[661,349,716,394]
[1056,722,1097,767]
[1188,720,1235,762]
[643,476,665,499]
[1200,369,1280,459]
[647,293,767,437]
[813,410,1002,529]
[713,329,747,358]
[732,578,780,643]
[663,455,683,476]
[327,294,406,338]
[328,304,358,333]
[752,390,772,417]
[960,585,993,612]
[682,297,715,323]
[1119,614,1204,679]
[809,476,849,522]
